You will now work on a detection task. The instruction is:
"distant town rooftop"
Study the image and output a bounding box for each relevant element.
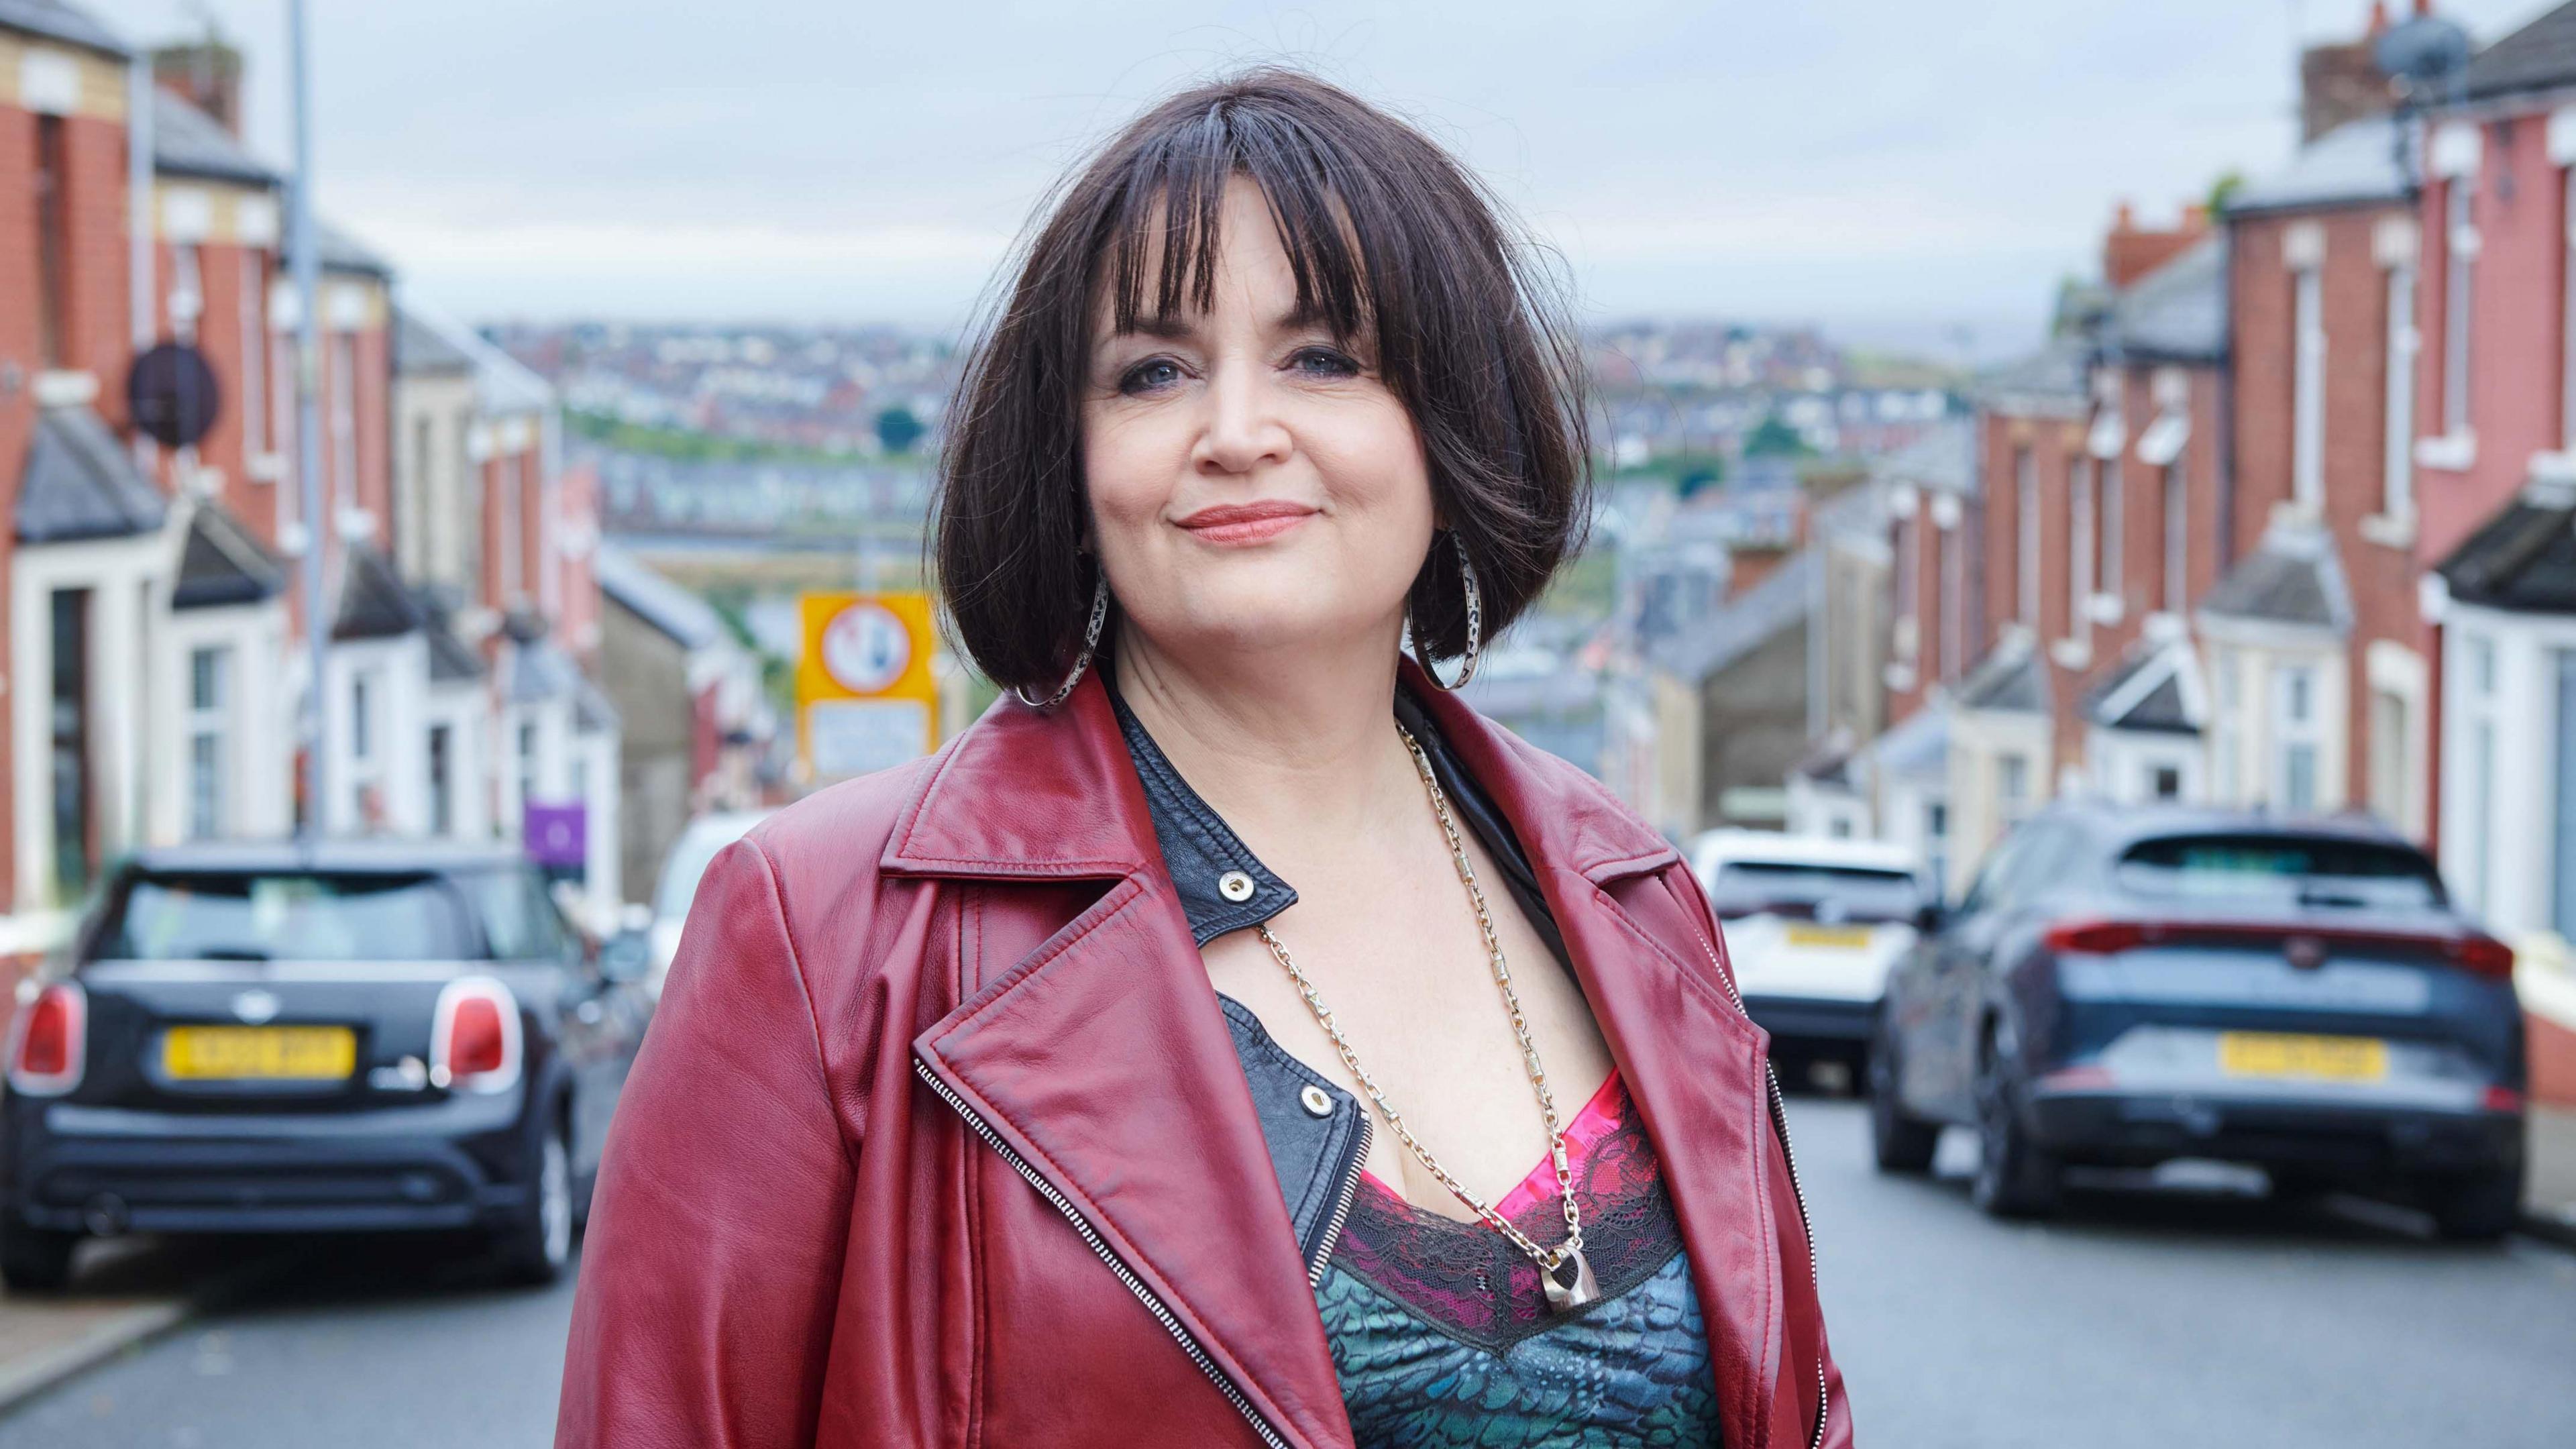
[0,0,126,56]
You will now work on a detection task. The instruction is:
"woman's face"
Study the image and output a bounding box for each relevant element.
[1081,176,1433,672]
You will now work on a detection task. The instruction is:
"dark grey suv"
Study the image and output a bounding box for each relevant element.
[1870,803,2525,1238]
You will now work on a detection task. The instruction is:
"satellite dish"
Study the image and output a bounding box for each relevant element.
[2375,13,2472,94]
[127,342,221,449]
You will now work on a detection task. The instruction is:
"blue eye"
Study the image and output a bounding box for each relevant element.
[1119,359,1183,395]
[1292,347,1361,378]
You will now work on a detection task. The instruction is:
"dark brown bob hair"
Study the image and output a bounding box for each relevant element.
[933,66,1592,694]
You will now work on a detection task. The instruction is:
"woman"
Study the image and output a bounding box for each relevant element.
[559,68,1849,1449]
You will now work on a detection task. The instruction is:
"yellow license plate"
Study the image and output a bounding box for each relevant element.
[162,1026,356,1081]
[1785,924,1872,949]
[2217,1032,2387,1082]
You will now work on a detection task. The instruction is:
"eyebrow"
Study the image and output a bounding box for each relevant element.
[1101,299,1332,344]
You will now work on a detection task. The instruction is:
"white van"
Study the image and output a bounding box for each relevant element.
[1686,830,1928,1080]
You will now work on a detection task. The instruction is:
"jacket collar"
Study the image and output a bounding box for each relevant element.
[882,659,1678,889]
[1104,674,1299,946]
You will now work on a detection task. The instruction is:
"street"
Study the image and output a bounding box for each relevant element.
[3,1097,2571,1448]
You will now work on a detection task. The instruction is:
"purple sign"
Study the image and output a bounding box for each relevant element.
[524,802,588,869]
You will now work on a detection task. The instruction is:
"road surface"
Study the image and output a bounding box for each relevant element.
[4,1097,2573,1447]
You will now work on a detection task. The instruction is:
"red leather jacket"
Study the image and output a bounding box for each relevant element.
[556,668,1854,1448]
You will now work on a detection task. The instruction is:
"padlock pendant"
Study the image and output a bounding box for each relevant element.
[1541,1246,1601,1311]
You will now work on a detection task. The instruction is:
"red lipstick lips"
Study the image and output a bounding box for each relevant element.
[1174,500,1318,545]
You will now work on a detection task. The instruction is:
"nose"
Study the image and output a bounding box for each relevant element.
[1191,360,1291,476]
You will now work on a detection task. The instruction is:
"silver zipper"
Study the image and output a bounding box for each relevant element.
[1686,920,1829,1449]
[1305,1113,1372,1286]
[914,1057,1293,1449]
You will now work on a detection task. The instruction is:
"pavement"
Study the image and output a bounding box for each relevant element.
[2524,1105,2576,1246]
[0,1238,266,1416]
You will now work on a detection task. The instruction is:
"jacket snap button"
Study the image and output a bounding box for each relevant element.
[1299,1085,1332,1118]
[1218,870,1256,903]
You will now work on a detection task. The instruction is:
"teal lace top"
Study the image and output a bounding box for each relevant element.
[1312,1071,1722,1447]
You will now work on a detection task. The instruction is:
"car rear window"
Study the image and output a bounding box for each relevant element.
[2113,835,2445,911]
[95,872,476,962]
[1706,861,1921,924]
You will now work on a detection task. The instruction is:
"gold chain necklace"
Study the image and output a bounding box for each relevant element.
[1253,725,1600,1311]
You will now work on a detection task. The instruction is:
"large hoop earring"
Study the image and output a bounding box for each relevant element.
[1411,533,1482,692]
[1016,571,1110,710]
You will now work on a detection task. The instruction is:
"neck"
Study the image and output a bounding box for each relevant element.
[1114,623,1417,854]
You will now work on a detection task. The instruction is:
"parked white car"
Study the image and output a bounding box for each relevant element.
[1686,830,1929,1080]
[645,810,776,998]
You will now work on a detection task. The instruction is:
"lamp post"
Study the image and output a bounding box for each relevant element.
[288,0,328,841]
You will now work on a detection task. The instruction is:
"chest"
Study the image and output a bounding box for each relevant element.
[1199,846,1614,1218]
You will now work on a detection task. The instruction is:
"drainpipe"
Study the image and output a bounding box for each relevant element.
[126,61,153,358]
[125,58,155,857]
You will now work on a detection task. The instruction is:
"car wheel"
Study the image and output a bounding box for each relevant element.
[1970,1033,2059,1218]
[1867,1028,1939,1174]
[495,1114,575,1285]
[0,1224,80,1293]
[2424,1165,2522,1242]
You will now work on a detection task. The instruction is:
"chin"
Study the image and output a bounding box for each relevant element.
[1144,586,1391,661]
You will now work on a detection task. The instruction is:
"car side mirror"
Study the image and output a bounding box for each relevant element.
[1915,899,1947,934]
[598,928,651,985]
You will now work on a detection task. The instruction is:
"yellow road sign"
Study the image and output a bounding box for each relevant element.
[797,592,937,780]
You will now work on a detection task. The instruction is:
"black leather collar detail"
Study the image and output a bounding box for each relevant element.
[1106,678,1299,947]
[1216,995,1363,1269]
[1107,668,1564,961]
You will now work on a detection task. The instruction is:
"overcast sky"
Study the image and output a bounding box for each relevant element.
[81,0,2555,359]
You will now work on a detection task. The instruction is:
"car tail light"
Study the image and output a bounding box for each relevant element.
[2479,1084,2524,1114]
[2451,934,2514,980]
[431,977,521,1093]
[7,982,85,1096]
[2042,920,2156,955]
[2041,918,2518,979]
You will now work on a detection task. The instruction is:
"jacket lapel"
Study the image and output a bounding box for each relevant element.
[1407,674,1787,1449]
[892,678,1354,1449]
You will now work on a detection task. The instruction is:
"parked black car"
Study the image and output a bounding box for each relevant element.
[1869,803,2526,1238]
[0,841,653,1289]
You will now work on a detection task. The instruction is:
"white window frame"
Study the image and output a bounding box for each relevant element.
[2162,458,2188,612]
[1998,753,2031,826]
[186,645,229,840]
[2100,455,2123,602]
[269,329,297,528]
[2293,263,2326,515]
[168,244,203,343]
[350,669,374,763]
[2068,456,2094,635]
[2213,647,2241,804]
[1939,511,1964,682]
[2385,260,2418,521]
[2461,634,2499,913]
[2273,663,2323,814]
[1892,513,1917,655]
[2443,176,2475,439]
[499,451,526,603]
[330,332,358,514]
